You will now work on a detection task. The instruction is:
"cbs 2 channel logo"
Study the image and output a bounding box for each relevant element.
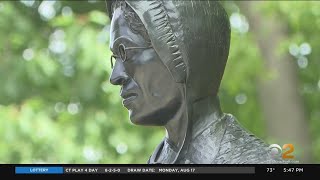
[269,144,295,159]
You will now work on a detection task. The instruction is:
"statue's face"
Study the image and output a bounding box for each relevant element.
[109,7,182,126]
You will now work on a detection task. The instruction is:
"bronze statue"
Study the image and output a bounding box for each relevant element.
[106,0,288,164]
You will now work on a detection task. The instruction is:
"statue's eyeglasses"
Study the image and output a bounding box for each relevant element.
[110,44,153,68]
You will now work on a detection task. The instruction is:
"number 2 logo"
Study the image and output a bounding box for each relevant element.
[269,144,295,159]
[282,144,294,159]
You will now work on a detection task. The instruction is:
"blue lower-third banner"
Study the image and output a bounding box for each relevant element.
[15,167,63,174]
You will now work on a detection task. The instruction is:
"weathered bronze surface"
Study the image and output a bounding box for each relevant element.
[107,0,288,164]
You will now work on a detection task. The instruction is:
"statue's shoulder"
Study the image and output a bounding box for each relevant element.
[214,114,273,164]
[180,113,292,164]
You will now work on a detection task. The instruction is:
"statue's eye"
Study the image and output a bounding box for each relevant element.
[118,44,126,62]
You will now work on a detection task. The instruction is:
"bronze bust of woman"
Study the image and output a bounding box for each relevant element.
[107,0,285,164]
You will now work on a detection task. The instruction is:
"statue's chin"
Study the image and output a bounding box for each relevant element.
[128,110,168,126]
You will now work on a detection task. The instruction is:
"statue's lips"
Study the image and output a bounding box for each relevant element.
[121,92,138,106]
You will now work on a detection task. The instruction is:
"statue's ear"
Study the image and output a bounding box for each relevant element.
[106,0,116,19]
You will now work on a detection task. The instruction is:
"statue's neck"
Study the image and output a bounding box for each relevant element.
[191,95,223,138]
[164,95,223,151]
[164,99,187,151]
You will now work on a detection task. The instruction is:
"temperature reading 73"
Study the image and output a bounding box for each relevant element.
[267,168,275,173]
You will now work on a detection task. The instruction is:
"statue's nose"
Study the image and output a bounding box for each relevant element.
[109,63,129,86]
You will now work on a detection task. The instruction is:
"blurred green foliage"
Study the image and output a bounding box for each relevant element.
[0,1,319,163]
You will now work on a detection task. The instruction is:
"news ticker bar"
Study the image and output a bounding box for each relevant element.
[15,166,255,174]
